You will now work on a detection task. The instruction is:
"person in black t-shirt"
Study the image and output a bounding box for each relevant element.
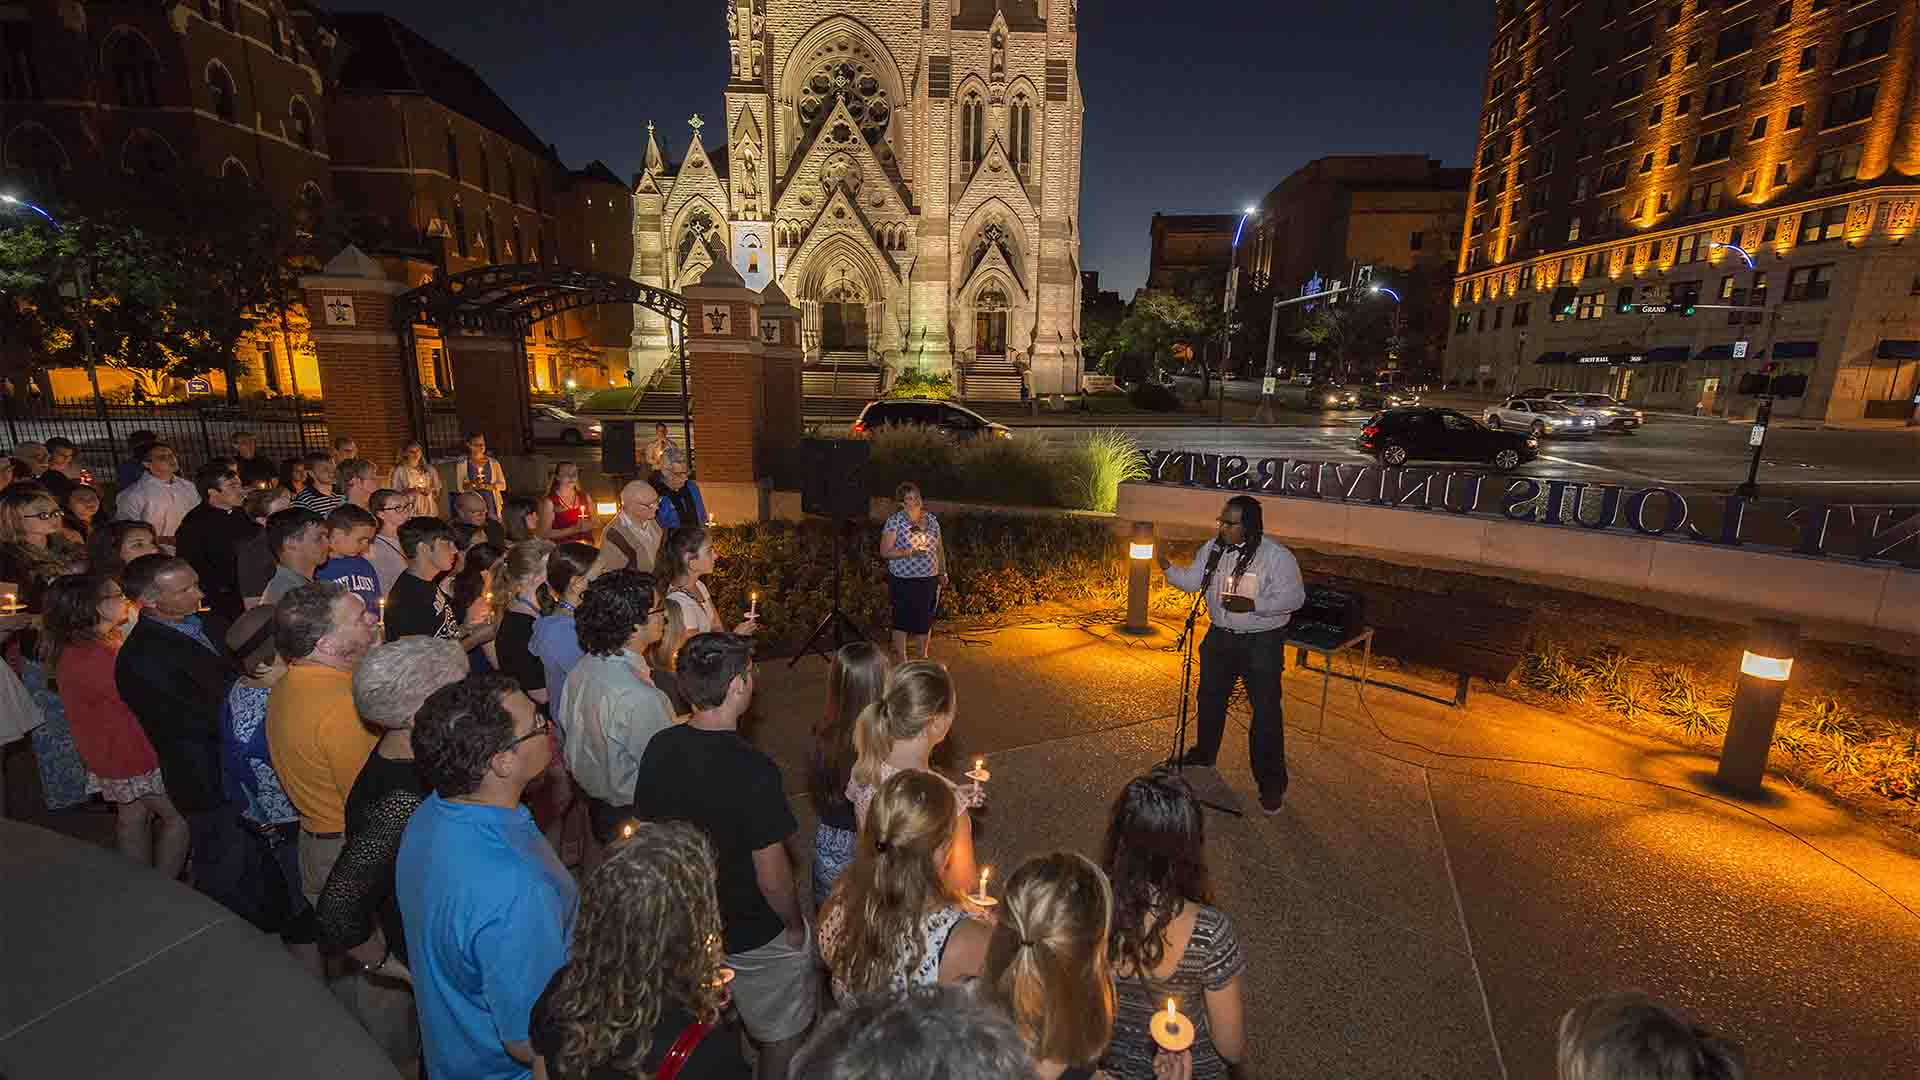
[384,517,461,642]
[633,633,817,1080]
[530,821,751,1080]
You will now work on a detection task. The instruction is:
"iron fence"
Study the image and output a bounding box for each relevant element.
[0,395,331,485]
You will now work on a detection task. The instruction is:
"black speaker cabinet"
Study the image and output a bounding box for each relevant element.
[800,437,872,518]
[601,420,637,473]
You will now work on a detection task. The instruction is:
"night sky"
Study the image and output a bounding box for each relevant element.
[353,1,1494,295]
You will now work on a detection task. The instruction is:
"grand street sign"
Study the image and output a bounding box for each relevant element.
[1139,449,1920,566]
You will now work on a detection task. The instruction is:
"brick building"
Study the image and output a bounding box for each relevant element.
[553,160,635,385]
[1449,0,1920,420]
[629,0,1087,399]
[1146,212,1239,295]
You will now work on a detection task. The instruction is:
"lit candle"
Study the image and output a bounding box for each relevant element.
[1,591,16,613]
[706,512,718,527]
[965,757,990,802]
[620,822,636,840]
[749,590,759,618]
[1151,996,1195,1053]
[970,865,997,908]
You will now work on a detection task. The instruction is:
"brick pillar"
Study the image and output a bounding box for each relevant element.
[299,246,415,470]
[682,247,765,524]
[758,280,803,469]
[444,332,533,456]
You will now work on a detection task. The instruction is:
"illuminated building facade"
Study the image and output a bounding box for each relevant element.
[630,0,1086,397]
[1449,0,1920,420]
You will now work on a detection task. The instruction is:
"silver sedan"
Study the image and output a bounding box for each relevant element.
[1481,398,1597,438]
[1546,392,1646,432]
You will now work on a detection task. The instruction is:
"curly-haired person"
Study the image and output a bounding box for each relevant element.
[530,821,752,1079]
[398,673,576,1080]
[560,569,674,844]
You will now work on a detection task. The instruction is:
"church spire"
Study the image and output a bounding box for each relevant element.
[642,119,664,175]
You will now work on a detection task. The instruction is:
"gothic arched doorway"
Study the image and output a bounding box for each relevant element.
[819,278,868,352]
[974,286,1009,358]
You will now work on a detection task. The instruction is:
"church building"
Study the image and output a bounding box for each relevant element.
[630,0,1086,398]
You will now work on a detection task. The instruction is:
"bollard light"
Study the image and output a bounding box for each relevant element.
[1714,618,1798,797]
[1122,522,1155,635]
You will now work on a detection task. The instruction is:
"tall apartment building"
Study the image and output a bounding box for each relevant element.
[1146,212,1238,293]
[1449,0,1920,420]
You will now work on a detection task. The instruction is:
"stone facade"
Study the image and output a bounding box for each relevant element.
[629,0,1086,394]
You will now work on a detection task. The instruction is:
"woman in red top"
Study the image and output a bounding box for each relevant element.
[41,573,189,878]
[538,461,596,544]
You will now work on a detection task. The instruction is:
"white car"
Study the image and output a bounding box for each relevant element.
[1481,398,1597,438]
[1546,392,1645,432]
[531,404,603,445]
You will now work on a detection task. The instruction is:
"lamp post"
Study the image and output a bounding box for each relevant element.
[1713,618,1797,797]
[1123,521,1155,635]
[0,195,106,419]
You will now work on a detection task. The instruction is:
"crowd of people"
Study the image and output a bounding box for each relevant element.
[0,428,1751,1080]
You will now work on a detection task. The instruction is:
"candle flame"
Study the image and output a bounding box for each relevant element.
[979,867,990,894]
[975,758,984,770]
[1166,998,1177,1021]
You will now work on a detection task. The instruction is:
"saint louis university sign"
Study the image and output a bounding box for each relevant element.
[1140,449,1920,567]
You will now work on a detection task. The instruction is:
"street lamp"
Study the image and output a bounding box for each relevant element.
[1370,284,1403,304]
[1714,618,1798,797]
[1709,241,1756,270]
[1123,521,1156,635]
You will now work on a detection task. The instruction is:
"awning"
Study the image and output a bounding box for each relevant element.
[1534,351,1569,365]
[1771,340,1819,360]
[1645,345,1691,363]
[1695,342,1768,362]
[1876,340,1920,359]
[1569,351,1648,365]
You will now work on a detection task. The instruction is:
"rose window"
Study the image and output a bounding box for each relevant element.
[797,51,893,159]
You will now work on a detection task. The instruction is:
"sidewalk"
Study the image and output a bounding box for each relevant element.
[754,612,1920,1078]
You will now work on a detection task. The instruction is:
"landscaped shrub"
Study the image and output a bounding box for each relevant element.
[885,366,955,399]
[1060,429,1148,513]
[1129,382,1181,412]
[862,427,1148,511]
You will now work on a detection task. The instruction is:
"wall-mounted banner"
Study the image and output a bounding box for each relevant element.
[1139,449,1920,566]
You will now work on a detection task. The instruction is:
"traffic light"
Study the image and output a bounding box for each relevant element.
[1673,283,1700,317]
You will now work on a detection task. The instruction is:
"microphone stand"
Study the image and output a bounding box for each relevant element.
[1166,540,1244,817]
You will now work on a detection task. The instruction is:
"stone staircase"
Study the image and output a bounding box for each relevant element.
[962,356,1025,401]
[802,351,884,401]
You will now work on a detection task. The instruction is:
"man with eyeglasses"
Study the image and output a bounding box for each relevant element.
[116,442,199,551]
[589,479,664,577]
[1155,494,1306,814]
[176,459,257,622]
[558,570,674,843]
[649,447,706,532]
[399,674,574,1080]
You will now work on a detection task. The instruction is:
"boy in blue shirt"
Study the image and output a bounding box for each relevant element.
[314,503,382,616]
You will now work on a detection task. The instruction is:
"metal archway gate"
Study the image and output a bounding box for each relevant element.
[392,263,689,458]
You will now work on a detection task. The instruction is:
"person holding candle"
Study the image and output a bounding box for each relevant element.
[389,441,441,519]
[984,851,1118,1080]
[444,540,504,672]
[590,479,663,577]
[1154,493,1306,814]
[658,526,758,637]
[1,485,91,811]
[537,462,596,544]
[529,820,752,1080]
[452,432,508,520]
[642,422,676,473]
[817,768,993,1002]
[847,660,980,896]
[1099,771,1245,1080]
[878,481,946,663]
[809,641,891,909]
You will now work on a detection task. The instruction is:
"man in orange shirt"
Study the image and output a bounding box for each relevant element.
[266,581,381,906]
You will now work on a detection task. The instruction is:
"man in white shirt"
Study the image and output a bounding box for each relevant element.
[559,569,672,843]
[590,480,663,577]
[116,442,201,550]
[1157,494,1306,814]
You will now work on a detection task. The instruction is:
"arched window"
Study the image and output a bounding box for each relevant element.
[960,94,984,167]
[478,142,491,194]
[445,128,461,182]
[289,98,314,150]
[507,158,518,204]
[483,212,498,263]
[220,156,248,183]
[5,124,68,198]
[452,196,468,257]
[511,220,524,262]
[122,129,177,177]
[206,61,236,121]
[1011,97,1034,168]
[3,21,41,99]
[107,31,160,108]
[297,181,324,209]
[677,207,716,267]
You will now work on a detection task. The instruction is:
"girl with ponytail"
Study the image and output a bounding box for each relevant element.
[986,851,1117,1080]
[845,659,978,896]
[816,769,992,1001]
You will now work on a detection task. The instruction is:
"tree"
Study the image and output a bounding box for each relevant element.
[1292,298,1394,383]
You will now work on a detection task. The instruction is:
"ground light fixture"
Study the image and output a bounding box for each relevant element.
[1714,618,1798,797]
[1123,521,1155,635]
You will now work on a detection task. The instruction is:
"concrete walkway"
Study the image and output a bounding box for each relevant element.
[754,613,1920,1078]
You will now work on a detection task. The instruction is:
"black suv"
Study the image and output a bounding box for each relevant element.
[851,399,1012,441]
[1355,407,1538,471]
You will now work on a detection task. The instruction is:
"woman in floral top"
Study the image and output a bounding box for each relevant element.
[219,606,314,948]
[878,481,945,662]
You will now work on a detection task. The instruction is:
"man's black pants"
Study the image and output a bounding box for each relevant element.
[1191,626,1288,802]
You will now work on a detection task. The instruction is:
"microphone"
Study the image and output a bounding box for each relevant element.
[1198,536,1226,593]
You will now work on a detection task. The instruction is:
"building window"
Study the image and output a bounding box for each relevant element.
[289,99,314,150]
[1675,93,1691,115]
[1494,305,1504,329]
[1665,4,1681,27]
[1798,46,1816,72]
[1750,271,1768,308]
[1648,103,1663,126]
[6,123,66,196]
[1835,17,1892,68]
[1761,217,1779,243]
[1760,58,1781,85]
[1784,264,1833,301]
[1693,129,1734,164]
[1639,152,1654,174]
[511,220,523,261]
[122,129,176,177]
[1599,160,1628,191]
[206,62,236,121]
[1513,301,1531,326]
[1683,180,1726,213]
[446,130,461,182]
[1739,169,1756,195]
[1665,143,1680,165]
[1772,161,1789,187]
[1714,18,1757,61]
[1677,232,1703,262]
[507,159,518,204]
[1477,309,1487,331]
[1797,205,1846,242]
[1774,2,1791,28]
[452,198,468,257]
[1748,115,1768,141]
[1719,274,1736,301]
[1685,43,1701,66]
[960,94,984,167]
[1527,221,1547,248]
[1703,76,1743,115]
[269,16,288,57]
[1657,52,1673,77]
[1576,292,1605,320]
[478,143,491,193]
[1616,285,1635,312]
[201,0,232,29]
[1011,97,1034,167]
[1456,312,1473,334]
[1,21,39,100]
[483,213,498,262]
[108,31,160,108]
[1410,230,1424,250]
[1785,104,1805,129]
[1633,196,1648,218]
[1822,82,1877,128]
[1657,191,1671,212]
[1568,215,1582,242]
[1812,144,1862,185]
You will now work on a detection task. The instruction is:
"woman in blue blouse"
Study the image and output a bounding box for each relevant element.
[878,481,947,662]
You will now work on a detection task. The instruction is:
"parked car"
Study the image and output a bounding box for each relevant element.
[1545,392,1645,431]
[1357,408,1537,471]
[1481,398,1597,438]
[531,404,603,445]
[851,399,1013,441]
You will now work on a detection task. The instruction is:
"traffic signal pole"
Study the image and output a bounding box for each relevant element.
[1255,281,1358,423]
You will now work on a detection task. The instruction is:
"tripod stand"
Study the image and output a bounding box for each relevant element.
[791,515,868,666]
[1166,554,1244,817]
